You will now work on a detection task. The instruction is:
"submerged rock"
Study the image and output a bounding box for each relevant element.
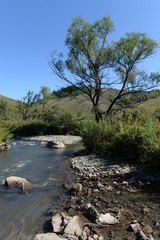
[5,176,31,192]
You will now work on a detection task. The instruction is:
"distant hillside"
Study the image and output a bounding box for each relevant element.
[51,88,160,116]
[0,94,18,119]
[1,88,160,120]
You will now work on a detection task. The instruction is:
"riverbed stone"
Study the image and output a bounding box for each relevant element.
[98,213,119,225]
[0,142,10,151]
[47,140,65,149]
[130,221,141,233]
[5,176,31,189]
[63,215,83,238]
[71,183,82,195]
[52,213,63,233]
[85,205,99,222]
[34,233,67,240]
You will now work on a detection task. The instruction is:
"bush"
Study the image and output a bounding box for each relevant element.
[80,113,160,171]
[0,126,13,143]
[6,114,82,137]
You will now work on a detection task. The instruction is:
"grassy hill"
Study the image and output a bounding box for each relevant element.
[51,88,119,116]
[51,89,160,117]
[1,88,160,120]
[0,95,18,119]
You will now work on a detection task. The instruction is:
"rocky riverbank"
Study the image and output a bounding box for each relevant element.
[21,135,82,145]
[34,150,160,240]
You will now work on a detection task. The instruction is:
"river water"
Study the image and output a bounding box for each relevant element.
[0,140,76,240]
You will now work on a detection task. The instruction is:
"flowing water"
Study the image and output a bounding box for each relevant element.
[0,140,76,240]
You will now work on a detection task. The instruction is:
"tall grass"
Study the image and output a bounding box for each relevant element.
[81,112,160,171]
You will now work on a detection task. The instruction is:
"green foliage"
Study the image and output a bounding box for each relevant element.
[0,126,13,143]
[17,90,40,120]
[81,113,160,171]
[53,86,81,98]
[7,110,82,137]
[0,100,8,119]
[39,86,52,110]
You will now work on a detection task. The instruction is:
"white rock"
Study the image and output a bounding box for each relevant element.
[52,213,63,233]
[64,215,83,237]
[130,222,141,233]
[98,213,119,225]
[34,233,67,240]
[5,176,31,188]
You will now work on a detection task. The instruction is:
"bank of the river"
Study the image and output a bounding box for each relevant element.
[20,135,82,145]
[34,143,160,239]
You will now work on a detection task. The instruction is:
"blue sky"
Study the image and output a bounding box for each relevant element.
[0,0,160,100]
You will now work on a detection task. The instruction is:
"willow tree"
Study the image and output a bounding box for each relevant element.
[49,16,114,122]
[49,16,160,121]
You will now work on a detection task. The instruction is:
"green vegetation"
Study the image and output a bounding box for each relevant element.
[0,85,160,172]
[0,14,160,172]
[0,126,13,144]
[53,86,81,98]
[81,112,160,171]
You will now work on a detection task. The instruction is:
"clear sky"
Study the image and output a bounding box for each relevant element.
[0,0,160,100]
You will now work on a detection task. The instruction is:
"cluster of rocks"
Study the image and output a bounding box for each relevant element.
[0,142,10,151]
[63,155,160,239]
[34,153,160,239]
[34,211,105,240]
[7,138,159,239]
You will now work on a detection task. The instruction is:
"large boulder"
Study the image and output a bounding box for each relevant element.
[5,176,31,193]
[47,140,65,149]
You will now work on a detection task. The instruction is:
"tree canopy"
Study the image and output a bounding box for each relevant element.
[49,15,160,121]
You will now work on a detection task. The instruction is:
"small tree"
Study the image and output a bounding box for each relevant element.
[17,90,39,120]
[39,86,52,110]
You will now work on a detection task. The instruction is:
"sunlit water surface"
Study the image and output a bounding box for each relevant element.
[0,140,76,240]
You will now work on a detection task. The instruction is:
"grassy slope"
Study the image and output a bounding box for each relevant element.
[51,89,119,116]
[1,91,160,118]
[51,90,160,116]
[0,94,18,119]
[137,96,160,113]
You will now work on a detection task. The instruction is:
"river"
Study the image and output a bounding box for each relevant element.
[0,140,76,240]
